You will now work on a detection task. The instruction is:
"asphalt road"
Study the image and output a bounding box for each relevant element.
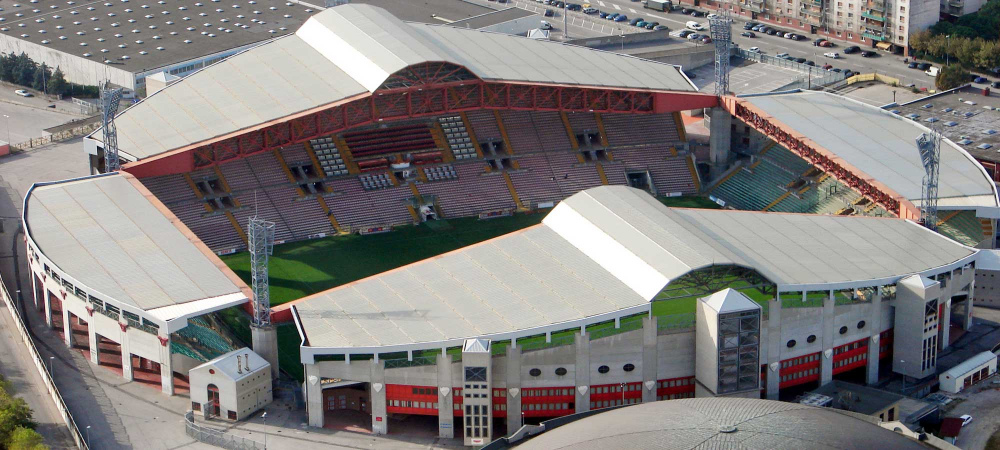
[0,89,86,146]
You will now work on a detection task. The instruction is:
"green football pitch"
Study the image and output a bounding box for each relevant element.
[217,196,726,380]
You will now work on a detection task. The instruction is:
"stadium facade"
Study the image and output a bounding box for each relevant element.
[14,2,1000,446]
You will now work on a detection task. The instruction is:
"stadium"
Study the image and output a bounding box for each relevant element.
[16,2,1000,446]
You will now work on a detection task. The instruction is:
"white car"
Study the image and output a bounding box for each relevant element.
[748,46,761,53]
[540,20,552,30]
[960,414,973,427]
[824,52,840,59]
[14,89,32,97]
[776,52,789,58]
[706,13,718,19]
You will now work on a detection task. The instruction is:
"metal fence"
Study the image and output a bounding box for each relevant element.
[383,355,437,369]
[184,411,265,450]
[588,318,644,341]
[735,48,847,88]
[11,121,101,151]
[520,333,576,353]
[0,268,90,449]
[656,313,696,335]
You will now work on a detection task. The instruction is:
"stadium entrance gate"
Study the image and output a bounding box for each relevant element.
[322,382,373,432]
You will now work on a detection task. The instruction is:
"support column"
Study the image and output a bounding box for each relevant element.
[574,332,590,414]
[44,289,53,329]
[437,353,454,439]
[866,287,883,385]
[88,317,100,365]
[160,338,174,395]
[62,308,72,348]
[251,325,279,380]
[305,363,324,428]
[940,298,952,351]
[708,107,733,179]
[31,273,38,311]
[641,316,658,403]
[765,296,781,400]
[506,345,522,432]
[120,330,133,381]
[964,281,975,330]
[370,361,388,435]
[820,291,835,386]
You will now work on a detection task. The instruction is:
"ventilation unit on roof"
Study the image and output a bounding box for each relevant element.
[82,52,91,56]
[40,39,49,43]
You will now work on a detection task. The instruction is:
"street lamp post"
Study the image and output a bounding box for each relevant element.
[946,35,951,66]
[261,411,267,450]
[620,382,626,406]
[85,425,91,448]
[3,114,10,147]
[48,357,54,376]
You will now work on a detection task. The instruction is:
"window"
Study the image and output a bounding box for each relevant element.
[529,368,541,377]
[598,365,610,374]
[465,367,487,382]
[807,335,817,343]
[555,367,567,376]
[839,326,848,335]
[786,340,796,348]
[857,320,866,329]
[623,363,635,372]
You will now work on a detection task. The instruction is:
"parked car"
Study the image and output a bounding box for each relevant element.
[678,29,694,37]
[813,38,827,46]
[908,62,919,68]
[545,9,555,16]
[614,14,628,21]
[960,415,973,427]
[583,7,598,13]
[819,40,834,47]
[975,76,988,83]
[702,36,712,43]
[918,62,931,70]
[830,68,842,73]
[791,34,805,40]
[606,12,619,19]
[645,21,659,28]
[680,8,692,14]
[843,69,854,77]
[804,60,815,66]
[629,17,643,25]
[784,32,795,39]
[752,25,763,31]
[14,89,32,97]
[776,52,789,58]
[567,3,583,10]
[824,52,840,59]
[690,10,705,16]
[793,57,807,63]
[540,20,552,30]
[598,10,608,17]
[860,50,876,57]
[843,45,860,54]
[741,31,755,37]
[992,81,1000,88]
[687,33,702,40]
[748,46,761,52]
[744,22,757,30]
[654,25,669,30]
[822,63,832,70]
[707,13,718,19]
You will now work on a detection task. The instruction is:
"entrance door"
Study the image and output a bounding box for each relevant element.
[207,384,221,417]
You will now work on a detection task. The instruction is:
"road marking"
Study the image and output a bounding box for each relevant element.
[613,3,621,9]
[598,0,606,5]
[629,8,637,12]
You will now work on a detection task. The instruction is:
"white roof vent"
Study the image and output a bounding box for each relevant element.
[178,5,187,10]
[144,13,152,18]
[118,43,126,47]
[82,52,91,56]
[40,39,50,43]
[56,25,64,29]
[59,35,67,39]
[135,39,142,43]
[114,32,122,36]
[165,20,173,24]
[70,10,78,14]
[139,50,147,54]
[76,30,85,34]
[94,27,101,30]
[268,5,275,9]
[183,38,191,43]
[112,22,119,26]
[283,14,289,18]
[101,48,109,52]
[168,30,177,34]
[152,34,160,38]
[207,32,215,36]
[148,24,156,28]
[122,55,130,59]
[97,37,105,41]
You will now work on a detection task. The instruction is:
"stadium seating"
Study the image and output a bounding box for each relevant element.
[531,111,573,152]
[601,113,681,147]
[500,111,542,153]
[567,112,600,136]
[343,123,437,158]
[763,145,813,176]
[612,147,697,195]
[600,160,629,186]
[309,137,350,176]
[710,161,794,211]
[140,174,195,204]
[424,164,458,182]
[418,163,516,217]
[438,116,478,160]
[549,153,603,197]
[466,111,502,143]
[279,143,313,166]
[508,155,563,208]
[937,210,986,247]
[324,178,413,230]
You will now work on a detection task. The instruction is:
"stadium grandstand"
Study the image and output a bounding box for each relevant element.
[11,1,1000,447]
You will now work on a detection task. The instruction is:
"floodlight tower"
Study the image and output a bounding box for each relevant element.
[248,216,280,379]
[100,82,124,173]
[709,10,733,97]
[916,129,941,230]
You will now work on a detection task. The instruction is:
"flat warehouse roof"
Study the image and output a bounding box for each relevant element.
[743,91,999,210]
[295,186,977,352]
[0,0,310,72]
[24,173,246,311]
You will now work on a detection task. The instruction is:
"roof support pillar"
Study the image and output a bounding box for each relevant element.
[506,344,522,432]
[765,294,781,400]
[574,331,590,414]
[642,316,658,404]
[820,290,835,387]
[866,287,883,385]
[437,352,454,439]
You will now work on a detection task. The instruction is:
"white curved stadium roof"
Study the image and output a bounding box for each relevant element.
[743,91,1000,213]
[294,186,977,353]
[101,4,695,161]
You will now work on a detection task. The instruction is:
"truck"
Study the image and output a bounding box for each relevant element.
[645,0,671,11]
[925,66,940,77]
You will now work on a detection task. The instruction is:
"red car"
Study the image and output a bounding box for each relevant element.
[819,41,834,47]
[702,36,712,43]
[822,64,833,70]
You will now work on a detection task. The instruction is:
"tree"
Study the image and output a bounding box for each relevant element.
[910,30,932,55]
[31,63,51,93]
[936,64,970,90]
[6,427,45,450]
[46,67,67,96]
[12,53,36,87]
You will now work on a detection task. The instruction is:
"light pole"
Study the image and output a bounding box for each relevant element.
[945,35,951,66]
[85,425,91,448]
[48,356,54,376]
[619,28,625,52]
[3,114,9,147]
[261,411,267,450]
[892,90,896,104]
[620,382,625,406]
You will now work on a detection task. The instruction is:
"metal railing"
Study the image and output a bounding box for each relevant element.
[0,271,90,449]
[735,49,847,87]
[10,121,101,151]
[520,333,576,353]
[184,411,264,450]
[588,319,644,341]
[656,313,696,335]
[383,355,438,369]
